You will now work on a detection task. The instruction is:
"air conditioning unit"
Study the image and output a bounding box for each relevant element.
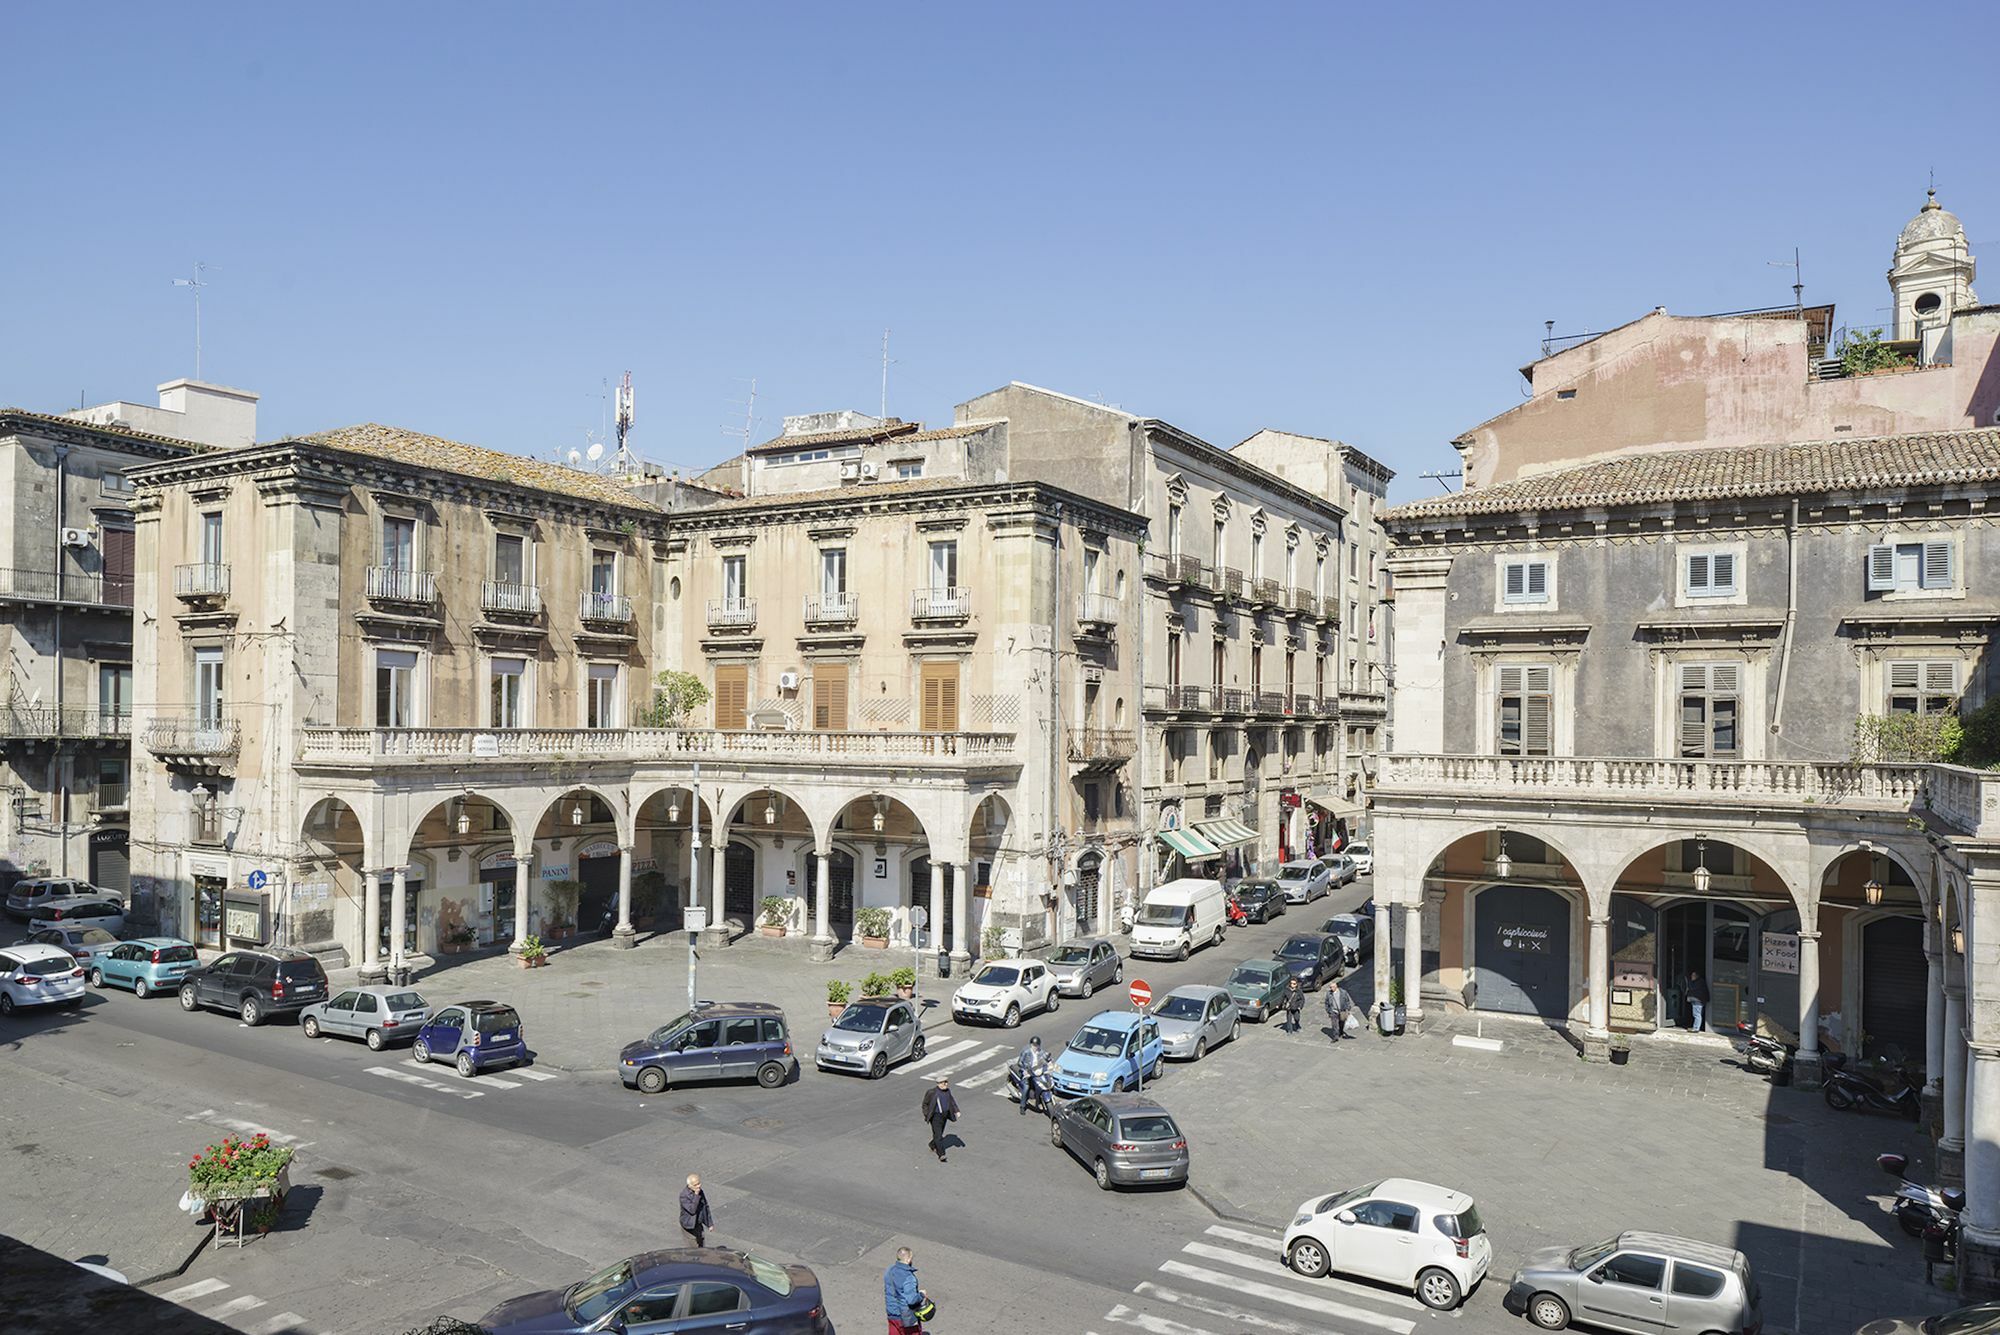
[777,671,800,691]
[858,461,879,479]
[59,527,93,549]
[839,462,861,481]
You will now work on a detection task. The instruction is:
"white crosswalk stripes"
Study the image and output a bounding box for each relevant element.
[161,1278,230,1303]
[1094,1221,1422,1335]
[897,1030,1038,1095]
[149,1276,329,1333]
[360,1061,562,1103]
[899,1037,983,1073]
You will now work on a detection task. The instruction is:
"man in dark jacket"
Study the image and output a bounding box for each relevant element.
[1686,969,1711,1033]
[1281,975,1305,1033]
[921,1076,959,1162]
[679,1173,713,1248]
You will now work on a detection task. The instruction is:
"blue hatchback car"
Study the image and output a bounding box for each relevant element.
[1049,1010,1166,1098]
[91,937,200,998]
[413,1000,527,1078]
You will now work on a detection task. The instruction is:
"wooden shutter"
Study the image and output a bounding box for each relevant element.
[1923,661,1959,695]
[1685,553,1710,594]
[920,661,959,732]
[714,665,748,730]
[1503,564,1526,600]
[1923,540,1956,590]
[812,663,848,730]
[1867,543,1898,592]
[1498,665,1523,693]
[1888,661,1923,692]
[1525,561,1548,598]
[101,526,135,605]
[1710,552,1736,592]
[1709,663,1739,695]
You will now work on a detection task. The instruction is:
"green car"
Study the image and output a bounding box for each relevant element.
[1225,959,1290,1023]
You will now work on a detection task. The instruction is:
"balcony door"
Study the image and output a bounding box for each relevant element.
[713,664,748,730]
[586,664,619,729]
[375,650,418,728]
[99,663,132,730]
[382,516,416,573]
[812,663,849,730]
[919,660,959,732]
[489,658,526,728]
[194,648,224,727]
[927,540,957,591]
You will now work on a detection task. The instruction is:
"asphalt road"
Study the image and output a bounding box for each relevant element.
[4,878,1398,1335]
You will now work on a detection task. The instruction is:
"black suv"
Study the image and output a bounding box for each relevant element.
[1234,880,1287,924]
[179,948,328,1025]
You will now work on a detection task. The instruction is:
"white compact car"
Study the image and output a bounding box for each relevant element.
[0,941,89,1015]
[1345,841,1374,877]
[952,959,1060,1028]
[1283,1177,1491,1311]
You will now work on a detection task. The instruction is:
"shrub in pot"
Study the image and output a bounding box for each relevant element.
[856,906,892,946]
[759,896,790,938]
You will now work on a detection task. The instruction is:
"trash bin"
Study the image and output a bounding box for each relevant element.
[937,949,951,980]
[1377,1002,1396,1036]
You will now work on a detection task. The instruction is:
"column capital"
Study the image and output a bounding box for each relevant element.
[1969,1042,2000,1062]
[1588,913,1611,927]
[1797,929,1821,942]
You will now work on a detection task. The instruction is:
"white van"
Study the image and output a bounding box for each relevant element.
[1130,878,1228,960]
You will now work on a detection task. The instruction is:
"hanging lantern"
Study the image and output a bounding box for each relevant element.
[872,797,887,834]
[454,799,471,836]
[1862,851,1884,906]
[766,796,778,825]
[1493,832,1512,880]
[667,797,681,823]
[571,802,585,826]
[1691,836,1712,896]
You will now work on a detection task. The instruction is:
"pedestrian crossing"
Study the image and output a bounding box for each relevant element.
[1085,1222,1424,1335]
[364,1060,561,1101]
[156,1276,326,1333]
[895,1035,1029,1095]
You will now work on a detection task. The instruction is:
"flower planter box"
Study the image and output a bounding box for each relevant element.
[895,985,916,1000]
[759,925,787,939]
[859,935,890,950]
[828,1002,846,1018]
[518,954,548,969]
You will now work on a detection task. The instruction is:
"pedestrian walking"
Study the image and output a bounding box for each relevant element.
[884,1246,928,1335]
[678,1173,713,1248]
[921,1076,959,1162]
[1016,1036,1048,1116]
[1685,969,1710,1033]
[1323,981,1356,1043]
[1281,975,1304,1033]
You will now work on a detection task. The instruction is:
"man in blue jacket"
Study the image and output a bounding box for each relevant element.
[884,1246,925,1334]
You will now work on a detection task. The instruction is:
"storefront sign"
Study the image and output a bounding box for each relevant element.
[634,858,657,873]
[1497,923,1551,953]
[577,841,620,860]
[1760,931,1800,975]
[540,864,571,880]
[224,892,269,944]
[479,851,518,871]
[1613,964,1654,989]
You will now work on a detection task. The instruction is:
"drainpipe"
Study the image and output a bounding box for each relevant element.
[53,446,70,877]
[1050,502,1065,949]
[1770,497,1800,747]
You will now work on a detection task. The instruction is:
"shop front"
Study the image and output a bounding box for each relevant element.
[1471,883,1573,1017]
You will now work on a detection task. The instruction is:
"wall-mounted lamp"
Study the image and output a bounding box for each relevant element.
[1952,925,1966,955]
[1493,831,1512,880]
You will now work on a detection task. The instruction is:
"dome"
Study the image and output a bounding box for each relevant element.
[1899,189,1966,248]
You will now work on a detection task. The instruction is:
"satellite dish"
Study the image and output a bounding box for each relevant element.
[567,449,583,467]
[587,443,605,462]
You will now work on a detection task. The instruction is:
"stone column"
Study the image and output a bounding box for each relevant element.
[361,868,384,980]
[388,865,408,979]
[1373,898,1393,1018]
[701,812,729,947]
[512,857,531,948]
[1585,913,1611,1055]
[1943,982,1968,1186]
[952,862,971,965]
[1402,902,1424,1031]
[1959,1045,2000,1297]
[810,849,834,962]
[1925,943,1947,1131]
[613,845,636,948]
[1794,930,1823,1088]
[929,862,946,973]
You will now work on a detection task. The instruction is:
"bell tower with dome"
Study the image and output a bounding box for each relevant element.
[1889,188,1979,344]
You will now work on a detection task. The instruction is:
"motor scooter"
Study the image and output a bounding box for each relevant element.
[1879,1152,1959,1239]
[1224,894,1249,927]
[1734,1023,1791,1078]
[1826,1064,1922,1119]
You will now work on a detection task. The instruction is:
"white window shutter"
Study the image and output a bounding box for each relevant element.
[1888,661,1923,691]
[1524,665,1553,693]
[1710,663,1740,694]
[1524,695,1552,754]
[1498,665,1522,693]
[1526,561,1548,598]
[1867,543,1898,592]
[1923,541,1956,590]
[1504,564,1525,599]
[1711,553,1736,593]
[1679,663,1708,692]
[1685,554,1710,592]
[1924,661,1960,694]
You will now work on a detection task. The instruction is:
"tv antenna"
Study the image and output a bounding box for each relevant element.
[171,261,212,379]
[880,328,897,419]
[614,370,635,473]
[1418,468,1463,494]
[1767,248,1803,309]
[722,377,762,450]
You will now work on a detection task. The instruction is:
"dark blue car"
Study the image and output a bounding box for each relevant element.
[414,1000,527,1078]
[479,1249,832,1334]
[620,1002,795,1094]
[1273,933,1345,991]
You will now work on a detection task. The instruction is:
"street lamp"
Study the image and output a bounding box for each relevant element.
[1493,832,1512,880]
[1862,851,1884,906]
[571,801,585,826]
[1691,836,1712,897]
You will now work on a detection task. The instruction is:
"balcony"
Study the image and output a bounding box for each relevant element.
[804,593,859,627]
[0,567,133,609]
[1068,727,1136,770]
[174,563,230,601]
[0,706,132,741]
[1287,692,1314,716]
[911,587,972,621]
[708,597,757,630]
[1315,595,1338,626]
[1251,690,1286,716]
[1076,592,1120,634]
[579,590,633,625]
[1217,688,1248,716]
[1143,684,1207,714]
[1249,577,1282,609]
[366,566,438,606]
[1145,552,1212,591]
[143,715,240,774]
[481,579,542,617]
[1217,567,1244,602]
[1287,587,1315,617]
[297,726,1021,774]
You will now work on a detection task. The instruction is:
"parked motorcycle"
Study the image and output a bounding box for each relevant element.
[1827,1064,1922,1119]
[1734,1023,1792,1078]
[1880,1152,1961,1239]
[1224,894,1249,927]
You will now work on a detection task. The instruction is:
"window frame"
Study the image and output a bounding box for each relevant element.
[1868,538,1958,595]
[1495,663,1554,757]
[488,656,528,728]
[1499,557,1551,606]
[1676,662,1743,759]
[1886,659,1961,717]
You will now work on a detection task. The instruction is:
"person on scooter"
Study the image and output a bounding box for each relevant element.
[1014,1035,1052,1115]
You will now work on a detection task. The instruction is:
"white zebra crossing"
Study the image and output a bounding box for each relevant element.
[899,1037,983,1073]
[897,1031,1036,1094]
[361,1060,562,1103]
[152,1275,324,1333]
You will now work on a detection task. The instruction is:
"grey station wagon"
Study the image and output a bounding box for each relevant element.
[620,1001,796,1093]
[1048,1092,1190,1190]
[1504,1231,1761,1335]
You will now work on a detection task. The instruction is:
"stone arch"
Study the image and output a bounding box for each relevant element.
[1606,831,1808,923]
[401,791,519,863]
[528,783,630,844]
[300,794,372,866]
[1463,878,1592,1021]
[1414,823,1598,903]
[297,795,370,957]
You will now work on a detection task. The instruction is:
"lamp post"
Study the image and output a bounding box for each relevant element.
[909,904,928,1022]
[687,762,703,1015]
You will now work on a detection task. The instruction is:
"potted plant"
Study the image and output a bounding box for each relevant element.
[543,880,582,941]
[891,966,917,999]
[1608,1035,1631,1066]
[759,896,790,939]
[981,924,1006,959]
[859,969,894,998]
[826,978,852,1018]
[442,923,477,955]
[1388,977,1408,1033]
[518,935,548,969]
[630,871,666,929]
[187,1133,293,1237]
[856,906,892,949]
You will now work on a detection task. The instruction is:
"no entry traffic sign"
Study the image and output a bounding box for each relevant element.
[1129,979,1152,1009]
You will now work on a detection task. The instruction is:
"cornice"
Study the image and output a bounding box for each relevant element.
[672,480,1144,538]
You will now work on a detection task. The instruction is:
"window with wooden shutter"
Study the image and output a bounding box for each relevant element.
[1496,663,1553,756]
[101,526,135,605]
[1677,662,1741,758]
[1870,539,1958,593]
[1887,659,1960,715]
[1501,558,1550,605]
[714,665,749,730]
[920,660,959,732]
[1922,540,1955,590]
[812,663,849,730]
[1683,550,1738,598]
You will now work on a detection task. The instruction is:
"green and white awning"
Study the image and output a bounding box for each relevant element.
[1157,827,1223,861]
[1194,819,1258,851]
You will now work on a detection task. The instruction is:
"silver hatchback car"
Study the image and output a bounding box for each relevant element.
[1048,1092,1189,1190]
[816,996,926,1078]
[299,985,432,1050]
[1505,1232,1761,1335]
[1048,938,1123,998]
[1152,984,1239,1060]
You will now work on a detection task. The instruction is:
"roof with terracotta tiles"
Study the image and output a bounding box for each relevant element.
[293,423,652,510]
[748,419,922,454]
[0,406,208,453]
[1387,428,2000,523]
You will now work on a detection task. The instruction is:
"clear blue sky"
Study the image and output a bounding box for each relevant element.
[5,3,1995,500]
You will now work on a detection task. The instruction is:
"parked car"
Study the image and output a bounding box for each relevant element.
[816,996,924,1078]
[1233,880,1288,924]
[178,948,328,1025]
[1504,1232,1761,1335]
[478,1248,833,1335]
[1048,1092,1190,1190]
[1224,958,1291,1022]
[90,937,199,997]
[1320,853,1359,886]
[17,926,120,966]
[1274,860,1333,904]
[1284,1177,1491,1311]
[417,1000,531,1078]
[1130,877,1229,960]
[300,985,432,1051]
[1047,938,1123,998]
[1274,932,1346,991]
[1857,1299,2000,1334]
[27,896,126,935]
[1345,840,1374,876]
[620,1001,794,1092]
[952,958,1059,1028]
[1319,913,1374,966]
[0,942,87,1014]
[1050,1010,1165,1097]
[1152,984,1239,1060]
[4,877,103,919]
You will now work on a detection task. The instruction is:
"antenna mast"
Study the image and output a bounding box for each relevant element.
[880,328,897,419]
[614,370,635,473]
[723,378,760,451]
[171,261,211,379]
[1767,248,1803,309]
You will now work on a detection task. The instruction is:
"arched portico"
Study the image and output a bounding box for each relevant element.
[296,796,368,963]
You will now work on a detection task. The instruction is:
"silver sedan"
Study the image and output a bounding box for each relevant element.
[299,985,432,1050]
[1152,984,1239,1061]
